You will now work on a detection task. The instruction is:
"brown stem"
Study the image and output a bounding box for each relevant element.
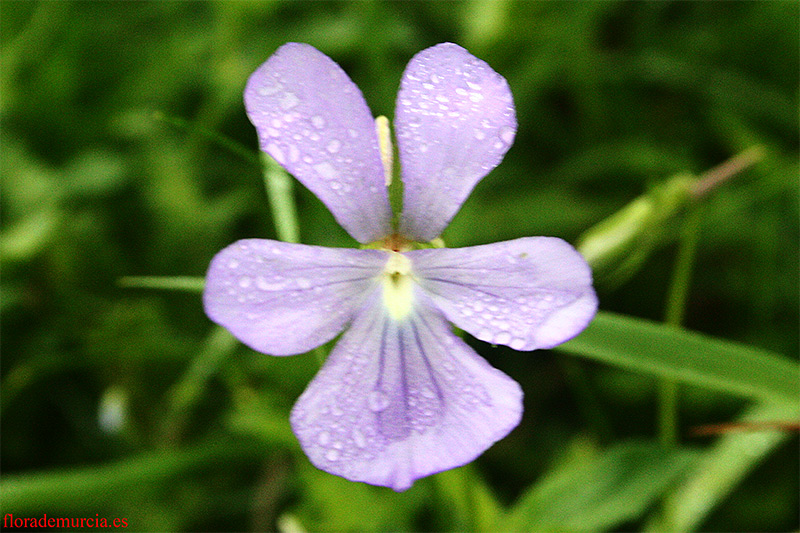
[692,146,765,199]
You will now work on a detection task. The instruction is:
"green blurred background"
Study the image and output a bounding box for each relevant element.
[1,1,797,531]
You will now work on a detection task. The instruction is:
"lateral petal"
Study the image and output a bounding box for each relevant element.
[245,43,392,243]
[203,239,386,355]
[395,43,517,241]
[290,293,522,491]
[408,237,597,350]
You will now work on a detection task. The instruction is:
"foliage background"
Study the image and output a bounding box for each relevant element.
[2,1,797,531]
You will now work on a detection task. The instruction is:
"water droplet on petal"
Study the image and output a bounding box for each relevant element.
[311,115,325,129]
[353,428,367,448]
[279,92,299,110]
[297,278,311,289]
[318,431,331,445]
[494,332,511,345]
[326,139,341,153]
[368,390,390,412]
[266,143,285,165]
[313,162,338,180]
[257,83,283,96]
[325,448,340,461]
[289,144,300,162]
[227,259,240,269]
[238,276,251,288]
[500,126,515,144]
[510,338,527,350]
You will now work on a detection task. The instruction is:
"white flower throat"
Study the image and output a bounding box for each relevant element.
[382,251,414,320]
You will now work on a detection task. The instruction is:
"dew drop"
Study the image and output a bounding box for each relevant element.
[289,144,300,162]
[238,276,252,288]
[325,448,340,461]
[500,126,515,144]
[510,338,527,350]
[311,115,326,129]
[367,390,390,412]
[313,162,338,180]
[353,428,367,448]
[266,143,285,165]
[474,130,486,141]
[227,259,240,269]
[279,92,299,110]
[469,93,484,103]
[326,139,341,153]
[257,83,283,96]
[494,331,511,345]
[297,278,311,289]
[317,430,331,446]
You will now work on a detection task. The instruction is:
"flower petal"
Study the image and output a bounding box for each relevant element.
[244,43,392,243]
[408,237,597,350]
[290,292,523,491]
[203,239,386,355]
[395,43,517,241]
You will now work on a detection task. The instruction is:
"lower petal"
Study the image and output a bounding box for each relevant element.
[290,293,522,491]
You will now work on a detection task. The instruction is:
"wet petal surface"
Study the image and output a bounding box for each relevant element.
[395,43,517,241]
[245,43,392,243]
[203,239,386,355]
[408,237,597,350]
[290,292,522,491]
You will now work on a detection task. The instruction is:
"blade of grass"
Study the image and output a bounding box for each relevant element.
[0,438,266,514]
[557,311,799,407]
[645,401,799,532]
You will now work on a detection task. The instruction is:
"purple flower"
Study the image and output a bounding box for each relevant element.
[204,42,597,491]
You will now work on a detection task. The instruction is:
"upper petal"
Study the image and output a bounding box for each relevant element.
[408,237,597,350]
[395,43,516,241]
[290,292,522,491]
[245,43,392,243]
[203,239,386,355]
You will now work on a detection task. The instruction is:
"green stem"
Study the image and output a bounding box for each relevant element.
[658,206,702,447]
[118,276,205,292]
[152,111,260,166]
[261,153,300,244]
[159,326,239,445]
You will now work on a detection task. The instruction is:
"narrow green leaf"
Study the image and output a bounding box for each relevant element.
[558,312,799,406]
[0,439,266,514]
[645,401,799,533]
[500,441,697,532]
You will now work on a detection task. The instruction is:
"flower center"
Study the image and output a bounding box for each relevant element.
[381,251,414,320]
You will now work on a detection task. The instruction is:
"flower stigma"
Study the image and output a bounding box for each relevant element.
[381,251,414,320]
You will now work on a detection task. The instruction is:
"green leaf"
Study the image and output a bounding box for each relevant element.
[557,312,799,406]
[646,401,799,533]
[500,440,697,532]
[0,439,266,514]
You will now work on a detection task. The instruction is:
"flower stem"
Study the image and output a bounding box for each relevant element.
[659,205,702,447]
[261,153,300,244]
[657,204,701,531]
